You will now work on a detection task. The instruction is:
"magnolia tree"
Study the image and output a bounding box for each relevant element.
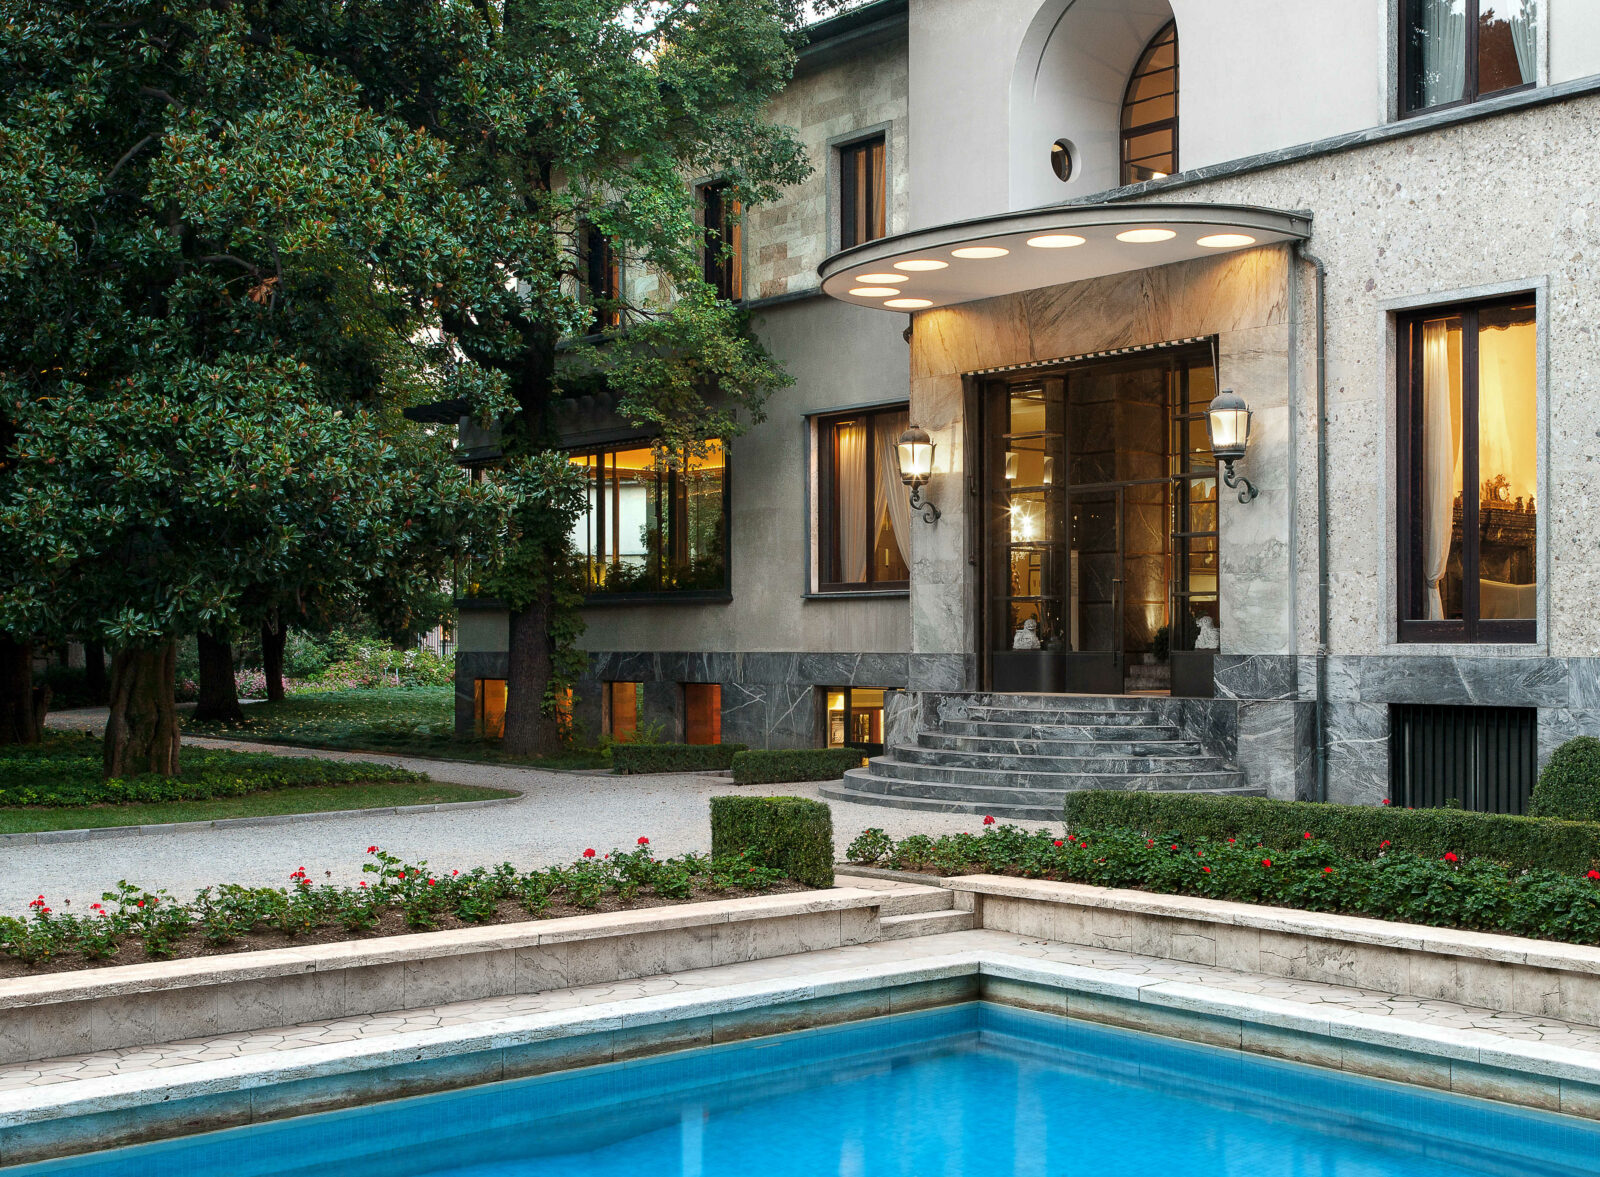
[266,0,816,755]
[0,1,502,771]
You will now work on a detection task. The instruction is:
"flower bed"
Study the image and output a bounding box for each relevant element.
[0,842,795,975]
[845,820,1600,946]
[0,734,428,807]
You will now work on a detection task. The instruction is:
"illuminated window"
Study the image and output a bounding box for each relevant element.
[818,406,910,591]
[605,681,642,742]
[569,441,728,595]
[700,182,742,301]
[1401,0,1536,116]
[825,688,886,755]
[580,223,621,331]
[474,679,506,739]
[684,683,722,745]
[1120,22,1177,184]
[1398,297,1536,642]
[839,135,886,250]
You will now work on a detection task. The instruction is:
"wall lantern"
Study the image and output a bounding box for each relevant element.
[896,424,941,522]
[1205,388,1259,503]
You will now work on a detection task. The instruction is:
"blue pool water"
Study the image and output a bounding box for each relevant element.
[15,1003,1600,1177]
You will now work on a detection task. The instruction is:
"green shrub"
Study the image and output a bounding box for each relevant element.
[1063,790,1600,874]
[1531,736,1600,822]
[710,795,834,887]
[611,743,748,774]
[730,748,865,785]
[283,630,333,679]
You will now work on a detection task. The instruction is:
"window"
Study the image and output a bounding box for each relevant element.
[825,688,885,755]
[604,681,642,741]
[700,182,742,301]
[1391,704,1536,813]
[580,223,621,331]
[474,679,506,739]
[1397,297,1536,642]
[1401,0,1536,115]
[684,684,722,745]
[838,136,886,250]
[1121,22,1177,184]
[818,406,910,591]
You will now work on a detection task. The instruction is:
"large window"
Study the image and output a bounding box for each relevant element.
[580,223,621,331]
[1120,22,1177,184]
[700,182,742,301]
[1401,0,1536,115]
[826,688,885,756]
[817,406,910,591]
[838,135,886,250]
[569,441,728,596]
[684,683,722,745]
[1397,297,1537,642]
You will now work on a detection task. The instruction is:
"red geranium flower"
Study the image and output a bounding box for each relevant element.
[1202,866,1212,873]
[1170,844,1178,851]
[427,879,436,886]
[1302,832,1313,840]
[1227,838,1236,843]
[982,815,995,826]
[583,848,596,858]
[1053,840,1064,847]
[1443,852,1458,863]
[1381,799,1391,806]
[638,837,650,845]
[1323,867,1334,874]
[1380,840,1391,849]
[1261,858,1272,868]
[1588,870,1600,881]
[367,845,378,854]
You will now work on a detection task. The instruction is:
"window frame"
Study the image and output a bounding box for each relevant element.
[823,686,887,756]
[579,223,622,332]
[1397,0,1537,119]
[815,404,911,594]
[1395,293,1537,645]
[699,181,743,302]
[1119,20,1178,186]
[837,134,887,251]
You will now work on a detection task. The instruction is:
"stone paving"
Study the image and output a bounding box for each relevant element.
[7,923,1600,1093]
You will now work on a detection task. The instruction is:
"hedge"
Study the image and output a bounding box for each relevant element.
[710,795,834,888]
[1531,736,1600,822]
[611,743,748,775]
[730,748,865,785]
[1063,790,1600,875]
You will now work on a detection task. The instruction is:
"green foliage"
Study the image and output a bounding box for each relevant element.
[730,748,866,785]
[1531,736,1600,822]
[0,734,426,808]
[844,827,894,866]
[845,823,1600,945]
[283,631,334,679]
[710,795,833,887]
[1063,790,1600,875]
[611,743,749,774]
[0,843,792,969]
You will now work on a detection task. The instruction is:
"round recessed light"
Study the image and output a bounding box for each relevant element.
[884,298,933,309]
[849,286,901,297]
[1027,234,1087,249]
[951,246,1010,259]
[1196,233,1257,248]
[855,273,906,283]
[894,259,949,271]
[1115,228,1177,243]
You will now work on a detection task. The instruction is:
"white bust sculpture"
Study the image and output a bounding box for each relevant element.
[1194,615,1220,650]
[1012,617,1042,650]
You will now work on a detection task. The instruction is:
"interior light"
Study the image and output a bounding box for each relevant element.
[1005,452,1018,480]
[1026,234,1086,249]
[951,246,1010,259]
[1196,233,1257,248]
[855,273,906,283]
[885,298,933,309]
[849,286,900,297]
[894,259,949,271]
[1116,228,1177,243]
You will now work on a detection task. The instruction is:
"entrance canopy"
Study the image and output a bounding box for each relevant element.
[819,202,1311,312]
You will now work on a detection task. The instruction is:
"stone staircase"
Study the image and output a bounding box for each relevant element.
[820,693,1259,821]
[837,871,975,939]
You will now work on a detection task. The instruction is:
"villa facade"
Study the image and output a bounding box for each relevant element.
[454,0,1600,813]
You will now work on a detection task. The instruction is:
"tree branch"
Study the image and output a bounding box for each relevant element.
[103,135,155,189]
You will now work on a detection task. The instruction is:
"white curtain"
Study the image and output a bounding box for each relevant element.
[1510,1,1538,87]
[835,421,869,582]
[1421,321,1459,620]
[874,412,911,571]
[1420,0,1468,108]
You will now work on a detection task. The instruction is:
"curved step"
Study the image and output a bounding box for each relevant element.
[938,720,1182,741]
[893,744,1223,774]
[956,693,1163,713]
[823,770,1263,820]
[960,706,1163,726]
[915,731,1204,757]
[859,759,1251,793]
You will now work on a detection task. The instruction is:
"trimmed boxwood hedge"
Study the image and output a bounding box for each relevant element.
[730,748,865,785]
[710,795,834,888]
[610,743,748,775]
[1063,790,1600,874]
[1531,736,1600,822]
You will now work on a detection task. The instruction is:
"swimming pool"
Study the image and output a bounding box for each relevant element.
[13,1003,1598,1176]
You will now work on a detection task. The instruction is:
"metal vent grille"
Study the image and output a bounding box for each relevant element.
[1389,704,1537,814]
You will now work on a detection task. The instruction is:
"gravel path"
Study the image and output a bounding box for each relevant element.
[11,712,1055,912]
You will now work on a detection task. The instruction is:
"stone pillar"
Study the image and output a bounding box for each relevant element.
[907,371,976,692]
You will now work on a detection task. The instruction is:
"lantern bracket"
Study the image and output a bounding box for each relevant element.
[1220,459,1259,504]
[909,483,942,523]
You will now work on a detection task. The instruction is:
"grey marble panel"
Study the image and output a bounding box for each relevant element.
[1351,655,1569,708]
[1324,701,1390,806]
[794,652,910,687]
[909,653,972,692]
[1567,661,1600,710]
[883,690,918,751]
[1214,654,1298,702]
[1235,700,1315,801]
[764,681,822,749]
[1537,709,1600,768]
[738,652,801,685]
[642,680,685,742]
[588,650,660,685]
[720,681,771,749]
[1171,699,1242,764]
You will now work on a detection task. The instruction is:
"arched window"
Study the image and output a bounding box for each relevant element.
[1120,22,1177,184]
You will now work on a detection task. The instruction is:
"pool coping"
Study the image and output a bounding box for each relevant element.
[4,942,1600,1164]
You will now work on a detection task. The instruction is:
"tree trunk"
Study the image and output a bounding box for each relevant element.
[0,635,48,745]
[261,618,287,703]
[193,631,244,724]
[84,640,108,705]
[104,643,180,779]
[501,591,565,757]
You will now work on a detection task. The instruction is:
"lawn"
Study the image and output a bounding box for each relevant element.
[0,734,515,834]
[183,686,608,769]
